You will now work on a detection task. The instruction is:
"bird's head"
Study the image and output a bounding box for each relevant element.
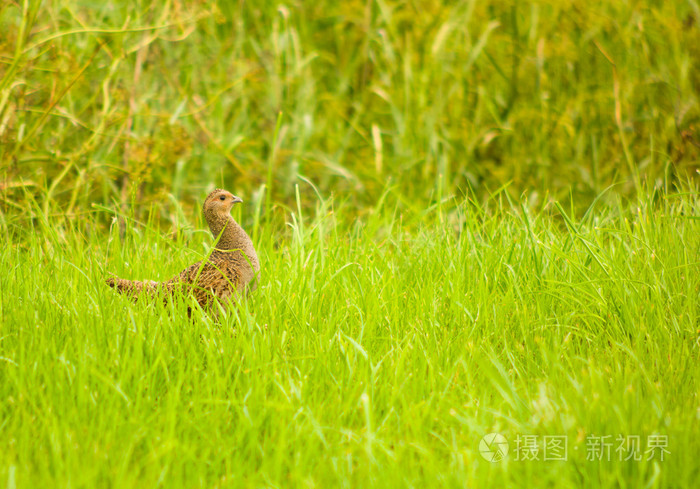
[203,188,243,217]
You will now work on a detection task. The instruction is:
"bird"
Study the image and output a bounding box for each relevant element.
[106,188,260,312]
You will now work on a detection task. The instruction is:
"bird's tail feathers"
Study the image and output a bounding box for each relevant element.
[105,275,161,299]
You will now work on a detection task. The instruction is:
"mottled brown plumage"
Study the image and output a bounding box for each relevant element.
[106,189,260,311]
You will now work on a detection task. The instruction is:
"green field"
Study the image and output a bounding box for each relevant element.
[1,1,700,488]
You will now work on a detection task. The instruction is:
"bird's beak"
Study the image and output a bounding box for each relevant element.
[232,196,243,204]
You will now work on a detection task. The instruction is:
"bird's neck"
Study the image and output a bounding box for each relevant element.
[209,214,246,250]
[207,213,260,273]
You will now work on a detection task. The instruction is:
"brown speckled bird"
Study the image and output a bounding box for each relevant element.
[106,189,260,311]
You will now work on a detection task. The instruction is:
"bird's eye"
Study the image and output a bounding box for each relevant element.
[219,195,226,201]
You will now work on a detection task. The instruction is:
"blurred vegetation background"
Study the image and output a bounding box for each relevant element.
[1,0,698,231]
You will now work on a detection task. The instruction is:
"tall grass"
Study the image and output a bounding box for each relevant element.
[1,1,699,487]
[1,184,698,487]
[1,0,699,228]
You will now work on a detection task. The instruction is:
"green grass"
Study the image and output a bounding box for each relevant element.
[1,187,698,488]
[1,0,699,221]
[2,0,700,486]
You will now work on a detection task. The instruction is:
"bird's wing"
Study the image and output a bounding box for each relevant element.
[169,258,243,306]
